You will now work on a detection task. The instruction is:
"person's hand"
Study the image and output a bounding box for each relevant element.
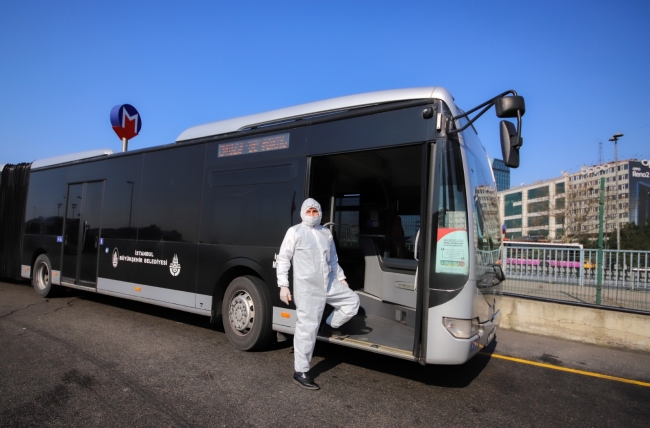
[280,286,292,305]
[341,280,348,287]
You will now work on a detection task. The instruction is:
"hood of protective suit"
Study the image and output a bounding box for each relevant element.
[300,198,322,228]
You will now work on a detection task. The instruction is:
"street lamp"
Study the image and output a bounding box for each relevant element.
[608,133,624,250]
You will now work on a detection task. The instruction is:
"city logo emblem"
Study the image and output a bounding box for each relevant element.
[112,248,119,268]
[169,254,181,276]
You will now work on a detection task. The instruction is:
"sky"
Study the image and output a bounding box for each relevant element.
[1,0,649,187]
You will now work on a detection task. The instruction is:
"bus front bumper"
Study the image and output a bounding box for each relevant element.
[425,310,500,365]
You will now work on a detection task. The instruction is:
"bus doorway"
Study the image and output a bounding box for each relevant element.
[309,144,424,356]
[61,181,104,288]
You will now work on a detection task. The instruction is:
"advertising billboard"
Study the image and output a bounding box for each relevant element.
[629,160,650,227]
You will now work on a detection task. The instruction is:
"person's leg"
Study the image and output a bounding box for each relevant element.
[293,285,326,373]
[325,279,360,329]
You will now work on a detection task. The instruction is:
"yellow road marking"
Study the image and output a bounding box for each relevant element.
[482,352,650,387]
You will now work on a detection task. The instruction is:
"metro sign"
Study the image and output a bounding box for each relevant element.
[110,104,142,140]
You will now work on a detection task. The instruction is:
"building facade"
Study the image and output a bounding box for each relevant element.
[497,159,650,242]
[491,158,510,191]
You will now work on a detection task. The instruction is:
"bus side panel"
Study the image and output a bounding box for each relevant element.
[196,244,277,303]
[65,155,145,287]
[21,167,68,277]
[99,238,138,284]
[98,146,205,308]
[127,145,205,300]
[196,129,307,303]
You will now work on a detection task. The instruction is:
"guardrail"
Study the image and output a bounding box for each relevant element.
[499,246,650,313]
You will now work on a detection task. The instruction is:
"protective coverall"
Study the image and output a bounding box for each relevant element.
[276,198,360,373]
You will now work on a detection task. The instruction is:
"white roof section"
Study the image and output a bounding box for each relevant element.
[31,148,114,170]
[177,87,453,142]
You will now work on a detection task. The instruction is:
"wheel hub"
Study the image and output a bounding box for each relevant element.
[228,291,254,335]
[36,263,49,290]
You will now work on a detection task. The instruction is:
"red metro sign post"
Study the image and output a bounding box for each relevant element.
[110,104,142,152]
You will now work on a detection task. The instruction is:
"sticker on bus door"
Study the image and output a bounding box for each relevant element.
[435,228,469,275]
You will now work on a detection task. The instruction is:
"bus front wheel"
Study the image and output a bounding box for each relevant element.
[32,254,59,298]
[222,275,272,351]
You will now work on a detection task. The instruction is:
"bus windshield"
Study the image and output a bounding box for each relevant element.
[461,122,502,286]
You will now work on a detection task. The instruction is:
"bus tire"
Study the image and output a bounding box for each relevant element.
[222,275,273,351]
[32,254,58,298]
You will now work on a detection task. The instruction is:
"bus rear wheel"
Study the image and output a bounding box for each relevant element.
[32,254,59,298]
[222,275,272,351]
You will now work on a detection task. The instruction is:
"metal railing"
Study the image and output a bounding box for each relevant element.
[499,246,650,313]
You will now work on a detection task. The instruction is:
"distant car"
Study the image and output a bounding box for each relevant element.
[583,258,597,269]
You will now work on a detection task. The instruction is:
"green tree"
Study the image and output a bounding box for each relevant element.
[607,222,650,250]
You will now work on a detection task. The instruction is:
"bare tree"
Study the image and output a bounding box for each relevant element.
[563,178,603,242]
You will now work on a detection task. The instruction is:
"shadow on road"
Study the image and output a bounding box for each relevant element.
[310,337,498,388]
[76,287,499,387]
[0,277,31,286]
[56,287,223,332]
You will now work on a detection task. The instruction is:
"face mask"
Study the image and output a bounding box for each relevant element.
[299,198,323,227]
[302,214,321,228]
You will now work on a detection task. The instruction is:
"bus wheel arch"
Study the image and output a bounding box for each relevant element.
[30,249,48,276]
[210,259,271,322]
[32,253,59,298]
[222,275,273,351]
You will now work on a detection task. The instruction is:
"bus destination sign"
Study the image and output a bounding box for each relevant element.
[218,133,290,157]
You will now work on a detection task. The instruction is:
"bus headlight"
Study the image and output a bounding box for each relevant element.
[443,317,479,339]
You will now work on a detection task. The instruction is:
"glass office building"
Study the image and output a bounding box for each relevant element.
[491,158,510,191]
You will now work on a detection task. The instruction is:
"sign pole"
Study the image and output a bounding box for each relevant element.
[596,177,605,305]
[111,104,141,153]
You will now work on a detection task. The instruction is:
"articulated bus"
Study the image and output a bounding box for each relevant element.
[1,87,526,365]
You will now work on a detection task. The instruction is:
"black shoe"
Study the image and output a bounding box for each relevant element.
[320,323,349,339]
[293,372,320,390]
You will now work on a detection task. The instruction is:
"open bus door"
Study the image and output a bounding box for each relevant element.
[309,143,430,361]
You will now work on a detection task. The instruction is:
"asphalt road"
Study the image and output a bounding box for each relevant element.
[1,279,649,427]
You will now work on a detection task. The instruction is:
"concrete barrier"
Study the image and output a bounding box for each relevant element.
[499,295,650,352]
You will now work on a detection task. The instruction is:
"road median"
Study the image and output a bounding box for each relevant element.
[499,295,650,352]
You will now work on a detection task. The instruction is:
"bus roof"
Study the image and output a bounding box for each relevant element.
[30,148,114,170]
[176,87,453,142]
[26,87,455,170]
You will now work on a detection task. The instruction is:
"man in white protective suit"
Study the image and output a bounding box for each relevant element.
[277,198,360,390]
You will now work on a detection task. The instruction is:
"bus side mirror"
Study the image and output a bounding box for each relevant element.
[495,96,525,118]
[500,120,522,168]
[496,95,525,168]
